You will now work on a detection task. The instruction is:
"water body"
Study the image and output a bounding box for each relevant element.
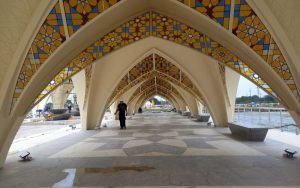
[234,111,299,134]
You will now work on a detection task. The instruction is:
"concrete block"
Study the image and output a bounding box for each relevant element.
[228,123,269,141]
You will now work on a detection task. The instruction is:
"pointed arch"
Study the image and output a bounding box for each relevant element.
[10,10,300,118]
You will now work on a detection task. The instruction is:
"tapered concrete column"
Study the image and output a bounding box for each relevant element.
[72,70,88,130]
[0,114,25,168]
[0,1,57,168]
[288,110,300,127]
[172,95,186,112]
[197,101,204,115]
[51,83,74,109]
[173,85,198,117]
[225,68,240,122]
[51,86,66,109]
[110,101,118,120]
[128,96,140,115]
[134,96,145,113]
[170,98,180,110]
[134,94,154,112]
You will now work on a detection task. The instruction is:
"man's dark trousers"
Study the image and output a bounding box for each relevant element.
[119,116,126,129]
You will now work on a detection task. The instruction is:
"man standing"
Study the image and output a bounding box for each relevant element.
[114,101,127,129]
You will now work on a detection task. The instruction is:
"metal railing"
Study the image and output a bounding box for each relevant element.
[234,107,299,135]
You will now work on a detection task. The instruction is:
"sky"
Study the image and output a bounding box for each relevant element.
[236,76,267,97]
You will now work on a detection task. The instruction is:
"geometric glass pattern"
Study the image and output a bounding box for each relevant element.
[155,54,181,81]
[13,3,299,110]
[31,11,274,108]
[231,0,295,98]
[63,0,121,35]
[156,77,173,91]
[208,38,277,97]
[140,78,156,91]
[152,12,207,54]
[268,38,298,98]
[33,12,151,106]
[233,12,271,61]
[13,2,66,109]
[129,55,153,81]
[188,0,232,29]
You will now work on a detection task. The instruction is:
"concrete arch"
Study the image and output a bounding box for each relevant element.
[85,42,230,130]
[247,0,300,90]
[172,94,188,113]
[127,96,140,115]
[105,50,200,108]
[7,1,300,112]
[1,0,300,169]
[6,3,298,118]
[87,47,209,130]
[7,9,298,130]
[127,91,182,115]
[172,84,199,117]
[121,68,190,105]
[128,83,183,105]
[129,84,184,113]
[126,75,197,117]
[2,6,298,126]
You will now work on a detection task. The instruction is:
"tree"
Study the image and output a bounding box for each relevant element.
[236,95,277,104]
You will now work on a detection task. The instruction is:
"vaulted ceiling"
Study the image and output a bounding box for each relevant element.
[10,0,299,112]
[105,53,203,108]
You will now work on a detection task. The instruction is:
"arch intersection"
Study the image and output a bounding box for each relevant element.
[105,52,203,109]
[128,77,185,105]
[10,0,299,113]
[12,10,296,112]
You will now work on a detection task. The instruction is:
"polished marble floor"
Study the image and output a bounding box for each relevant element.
[1,112,300,188]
